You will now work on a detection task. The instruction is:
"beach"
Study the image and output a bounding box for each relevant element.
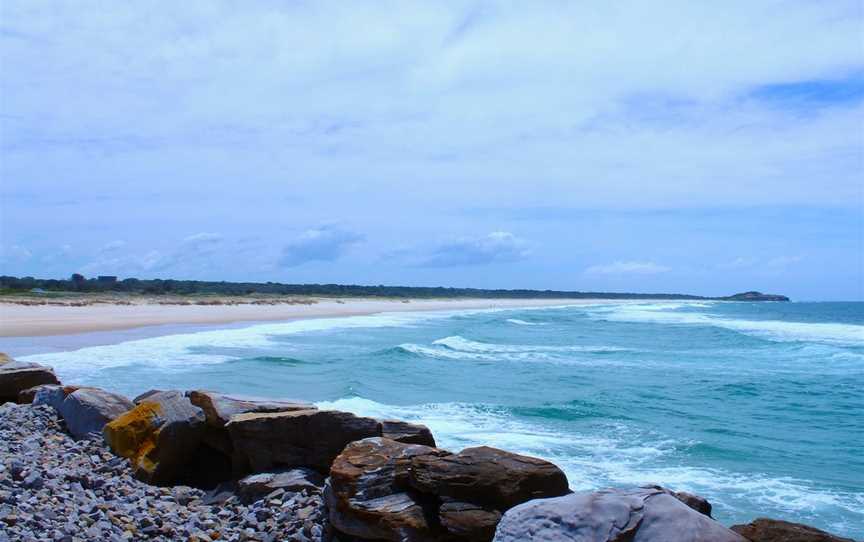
[0,297,598,337]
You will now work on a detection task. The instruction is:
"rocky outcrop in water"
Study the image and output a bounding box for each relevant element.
[493,486,747,542]
[731,518,856,542]
[326,437,570,541]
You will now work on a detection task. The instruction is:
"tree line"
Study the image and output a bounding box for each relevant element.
[0,274,712,300]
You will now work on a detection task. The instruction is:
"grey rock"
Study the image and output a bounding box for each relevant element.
[380,419,436,447]
[58,388,134,440]
[493,487,747,542]
[238,468,324,502]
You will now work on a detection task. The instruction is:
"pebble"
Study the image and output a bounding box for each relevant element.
[0,402,330,541]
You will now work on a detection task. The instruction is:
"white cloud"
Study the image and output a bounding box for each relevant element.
[99,240,126,254]
[420,231,530,267]
[279,225,363,267]
[1,244,32,263]
[585,261,671,275]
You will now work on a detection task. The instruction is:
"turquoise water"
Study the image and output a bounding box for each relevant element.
[14,301,864,537]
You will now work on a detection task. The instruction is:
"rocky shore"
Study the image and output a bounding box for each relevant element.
[0,354,855,542]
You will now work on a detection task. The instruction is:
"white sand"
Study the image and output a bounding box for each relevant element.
[0,298,618,337]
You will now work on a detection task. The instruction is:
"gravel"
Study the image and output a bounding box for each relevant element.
[0,402,331,541]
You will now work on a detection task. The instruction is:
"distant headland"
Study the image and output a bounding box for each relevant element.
[0,274,789,302]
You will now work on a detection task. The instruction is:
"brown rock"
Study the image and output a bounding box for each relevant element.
[326,437,450,541]
[103,390,206,485]
[188,390,313,426]
[381,419,436,447]
[0,361,60,403]
[409,446,569,510]
[439,500,501,541]
[226,409,381,473]
[0,352,12,365]
[731,518,855,542]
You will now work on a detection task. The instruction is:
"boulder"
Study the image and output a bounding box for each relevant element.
[132,389,163,404]
[439,500,501,541]
[730,518,855,542]
[326,437,450,541]
[643,484,712,517]
[227,409,381,473]
[493,487,747,542]
[381,419,436,447]
[0,352,12,364]
[31,384,80,410]
[0,360,60,403]
[187,390,313,426]
[409,446,569,510]
[237,468,324,502]
[103,390,206,485]
[58,388,134,440]
[188,390,313,459]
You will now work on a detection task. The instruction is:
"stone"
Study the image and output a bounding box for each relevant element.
[31,385,78,410]
[0,353,12,365]
[439,500,501,541]
[103,390,206,485]
[187,390,313,461]
[409,446,569,510]
[0,360,60,403]
[643,484,712,517]
[381,420,436,447]
[238,468,324,502]
[326,437,450,541]
[226,409,381,473]
[493,487,747,542]
[132,389,163,404]
[730,518,855,542]
[59,388,135,440]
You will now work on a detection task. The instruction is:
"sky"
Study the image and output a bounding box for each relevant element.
[1,1,862,300]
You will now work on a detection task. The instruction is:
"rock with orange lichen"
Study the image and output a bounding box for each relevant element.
[103,390,205,485]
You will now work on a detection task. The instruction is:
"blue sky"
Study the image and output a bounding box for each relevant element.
[1,1,862,300]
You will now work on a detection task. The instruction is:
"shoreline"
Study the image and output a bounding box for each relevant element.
[0,297,623,338]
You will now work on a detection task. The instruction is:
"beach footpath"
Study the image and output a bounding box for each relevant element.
[0,353,854,542]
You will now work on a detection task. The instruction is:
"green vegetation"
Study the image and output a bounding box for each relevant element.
[0,275,788,301]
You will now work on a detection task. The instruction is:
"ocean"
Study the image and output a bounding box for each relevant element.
[11,301,864,537]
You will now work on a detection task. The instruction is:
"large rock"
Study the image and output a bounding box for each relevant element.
[58,388,134,440]
[643,484,712,517]
[493,487,747,542]
[103,390,206,485]
[31,384,78,410]
[326,437,450,541]
[381,419,436,447]
[238,468,325,502]
[409,446,570,510]
[439,500,502,541]
[0,360,60,403]
[188,390,313,426]
[227,409,381,473]
[0,352,12,364]
[188,390,313,459]
[730,518,855,542]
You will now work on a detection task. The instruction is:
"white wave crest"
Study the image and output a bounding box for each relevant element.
[506,318,544,326]
[587,303,864,346]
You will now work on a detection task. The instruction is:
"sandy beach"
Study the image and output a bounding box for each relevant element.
[0,297,607,337]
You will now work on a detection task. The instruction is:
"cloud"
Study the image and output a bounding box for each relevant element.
[420,231,530,267]
[584,261,671,275]
[279,225,363,267]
